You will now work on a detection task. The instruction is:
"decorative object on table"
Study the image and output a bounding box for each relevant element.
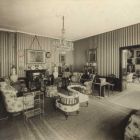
[26,49,46,64]
[31,65,35,70]
[53,66,58,79]
[38,65,42,70]
[10,65,18,83]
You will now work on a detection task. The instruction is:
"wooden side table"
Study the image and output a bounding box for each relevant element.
[93,82,114,98]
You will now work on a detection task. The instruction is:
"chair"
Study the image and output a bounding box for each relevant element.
[84,80,93,95]
[67,85,89,106]
[56,92,79,119]
[70,72,83,85]
[0,82,34,113]
[45,85,58,97]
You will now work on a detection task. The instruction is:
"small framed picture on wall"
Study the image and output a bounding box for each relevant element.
[136,51,140,57]
[46,52,51,58]
[87,49,97,62]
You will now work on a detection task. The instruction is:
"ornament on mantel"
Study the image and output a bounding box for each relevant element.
[10,65,18,83]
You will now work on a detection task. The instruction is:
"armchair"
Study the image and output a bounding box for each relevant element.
[0,82,34,113]
[84,80,93,95]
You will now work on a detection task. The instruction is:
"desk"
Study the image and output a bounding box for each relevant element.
[93,82,114,97]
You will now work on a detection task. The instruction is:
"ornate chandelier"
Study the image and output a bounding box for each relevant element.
[56,16,73,51]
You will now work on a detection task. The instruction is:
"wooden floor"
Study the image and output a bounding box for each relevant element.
[0,96,132,140]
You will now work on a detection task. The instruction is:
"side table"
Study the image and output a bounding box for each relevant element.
[93,82,114,98]
[23,91,44,121]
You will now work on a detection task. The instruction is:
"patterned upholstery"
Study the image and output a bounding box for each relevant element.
[70,72,83,85]
[0,82,34,113]
[67,85,89,105]
[45,85,58,97]
[124,111,140,140]
[56,92,79,119]
[84,81,93,95]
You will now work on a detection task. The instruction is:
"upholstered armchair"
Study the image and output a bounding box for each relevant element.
[0,82,34,113]
[45,85,58,97]
[70,72,83,85]
[56,92,79,119]
[84,81,93,95]
[67,85,89,106]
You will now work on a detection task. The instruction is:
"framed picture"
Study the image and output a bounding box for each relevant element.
[127,50,134,58]
[136,51,140,57]
[88,49,97,62]
[26,49,46,64]
[59,53,66,64]
[46,52,51,58]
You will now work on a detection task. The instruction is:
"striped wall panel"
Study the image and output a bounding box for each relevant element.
[0,32,16,77]
[74,23,140,78]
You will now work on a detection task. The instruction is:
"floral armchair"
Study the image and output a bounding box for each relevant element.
[0,82,34,113]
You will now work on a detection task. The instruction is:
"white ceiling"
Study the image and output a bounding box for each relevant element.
[0,0,140,41]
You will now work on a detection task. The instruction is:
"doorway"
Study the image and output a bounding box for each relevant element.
[119,45,140,91]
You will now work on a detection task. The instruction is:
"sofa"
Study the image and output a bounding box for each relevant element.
[67,84,89,106]
[124,110,140,140]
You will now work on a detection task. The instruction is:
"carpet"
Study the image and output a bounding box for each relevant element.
[108,83,140,110]
[0,97,131,140]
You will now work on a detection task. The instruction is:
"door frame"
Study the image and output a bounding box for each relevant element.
[119,44,140,91]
